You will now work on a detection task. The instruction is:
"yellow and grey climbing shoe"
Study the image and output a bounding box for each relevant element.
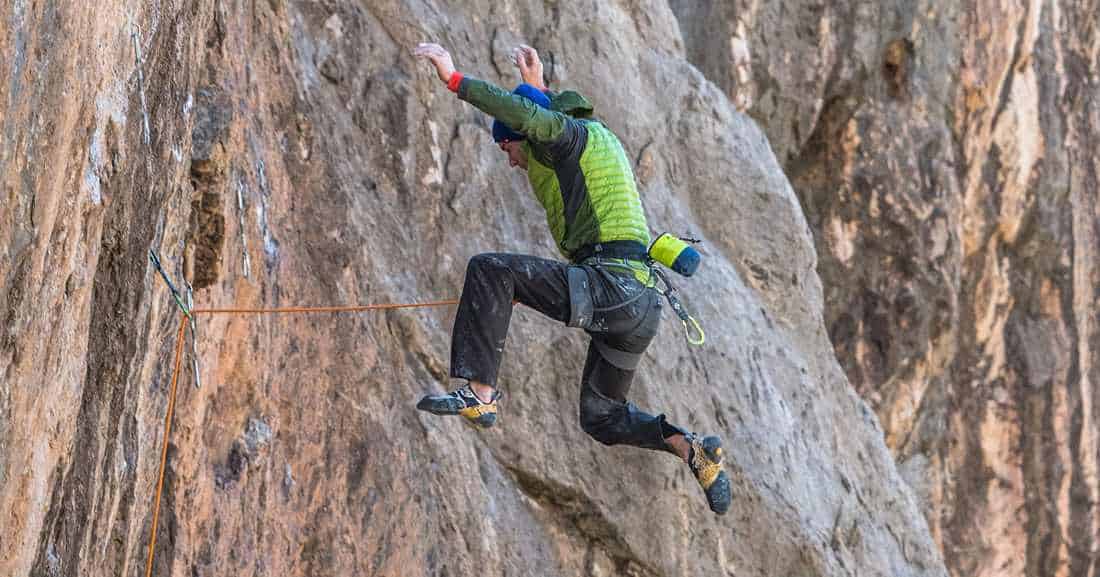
[416,385,500,429]
[688,434,732,514]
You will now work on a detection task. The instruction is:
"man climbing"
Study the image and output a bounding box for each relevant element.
[412,42,731,514]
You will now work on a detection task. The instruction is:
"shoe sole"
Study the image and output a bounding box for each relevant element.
[416,396,498,429]
[416,396,465,416]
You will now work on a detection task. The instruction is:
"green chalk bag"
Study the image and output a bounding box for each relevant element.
[648,233,701,277]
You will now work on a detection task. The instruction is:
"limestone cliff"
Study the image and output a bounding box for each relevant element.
[671,1,1100,576]
[2,1,1080,577]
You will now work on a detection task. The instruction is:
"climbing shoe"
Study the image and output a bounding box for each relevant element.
[416,385,500,429]
[688,434,732,514]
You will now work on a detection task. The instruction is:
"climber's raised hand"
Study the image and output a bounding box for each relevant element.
[511,44,545,90]
[413,42,456,84]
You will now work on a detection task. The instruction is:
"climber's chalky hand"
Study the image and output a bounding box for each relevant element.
[413,42,456,84]
[511,44,545,90]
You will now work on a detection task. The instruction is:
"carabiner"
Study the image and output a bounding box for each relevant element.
[682,315,705,345]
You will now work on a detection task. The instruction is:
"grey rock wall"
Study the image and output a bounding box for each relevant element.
[671,1,1100,576]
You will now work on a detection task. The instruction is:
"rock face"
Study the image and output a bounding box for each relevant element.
[671,1,1100,576]
[0,1,1082,577]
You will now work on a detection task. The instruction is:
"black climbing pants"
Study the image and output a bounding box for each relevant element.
[451,253,685,454]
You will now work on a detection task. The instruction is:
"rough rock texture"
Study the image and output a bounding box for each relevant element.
[11,1,1087,576]
[671,1,1100,576]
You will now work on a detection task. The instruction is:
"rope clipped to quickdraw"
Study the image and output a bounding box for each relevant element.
[149,250,192,320]
[651,265,705,346]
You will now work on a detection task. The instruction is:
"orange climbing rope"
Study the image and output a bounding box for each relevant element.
[190,299,460,315]
[143,299,458,577]
[145,315,188,577]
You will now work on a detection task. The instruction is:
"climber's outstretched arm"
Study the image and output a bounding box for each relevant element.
[413,42,568,145]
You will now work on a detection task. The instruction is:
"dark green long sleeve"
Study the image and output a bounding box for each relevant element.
[456,76,568,144]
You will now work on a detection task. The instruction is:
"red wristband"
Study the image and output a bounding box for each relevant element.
[447,72,464,93]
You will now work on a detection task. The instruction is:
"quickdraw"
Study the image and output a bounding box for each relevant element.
[149,250,192,320]
[651,265,705,346]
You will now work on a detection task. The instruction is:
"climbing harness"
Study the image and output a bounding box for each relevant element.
[574,235,707,346]
[578,257,705,346]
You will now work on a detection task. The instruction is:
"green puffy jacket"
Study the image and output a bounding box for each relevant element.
[456,77,650,261]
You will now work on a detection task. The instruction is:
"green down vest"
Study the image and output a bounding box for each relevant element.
[526,121,650,260]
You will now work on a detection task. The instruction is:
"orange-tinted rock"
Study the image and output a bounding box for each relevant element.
[0,2,978,577]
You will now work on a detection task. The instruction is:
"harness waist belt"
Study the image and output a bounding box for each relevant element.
[571,241,648,264]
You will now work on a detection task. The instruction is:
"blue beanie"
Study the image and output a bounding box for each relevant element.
[492,83,551,143]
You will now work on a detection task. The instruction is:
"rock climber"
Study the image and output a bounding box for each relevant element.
[412,42,731,514]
